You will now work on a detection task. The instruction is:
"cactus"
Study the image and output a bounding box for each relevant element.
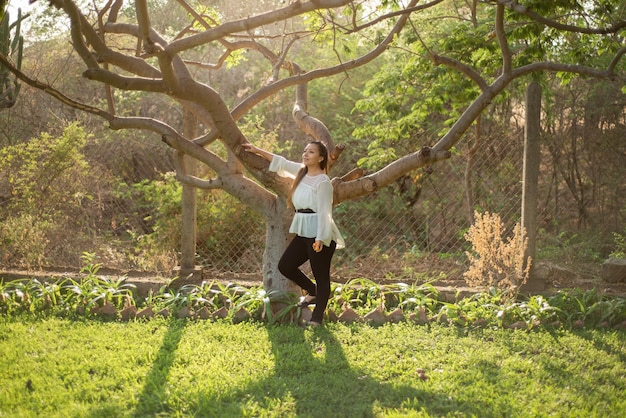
[1,8,25,110]
[0,0,7,23]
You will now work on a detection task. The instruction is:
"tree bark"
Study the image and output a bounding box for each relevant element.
[262,198,298,294]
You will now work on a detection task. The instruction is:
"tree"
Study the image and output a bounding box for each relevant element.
[1,0,624,291]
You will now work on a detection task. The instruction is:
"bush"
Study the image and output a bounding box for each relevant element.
[0,123,94,268]
[0,214,50,269]
[463,211,530,294]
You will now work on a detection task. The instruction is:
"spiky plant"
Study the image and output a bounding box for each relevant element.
[0,8,25,110]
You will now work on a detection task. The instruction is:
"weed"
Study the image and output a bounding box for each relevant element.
[463,211,530,296]
[1,267,625,330]
[610,227,626,258]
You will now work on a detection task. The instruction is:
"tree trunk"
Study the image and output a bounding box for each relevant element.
[521,81,543,291]
[262,197,299,294]
[179,109,199,276]
[464,116,482,225]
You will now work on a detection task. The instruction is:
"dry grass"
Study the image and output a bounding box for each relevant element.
[463,211,530,294]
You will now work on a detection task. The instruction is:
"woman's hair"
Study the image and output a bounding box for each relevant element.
[288,141,328,208]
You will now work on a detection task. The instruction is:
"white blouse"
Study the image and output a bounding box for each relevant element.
[269,155,345,249]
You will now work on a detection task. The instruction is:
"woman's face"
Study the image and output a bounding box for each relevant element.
[302,143,323,169]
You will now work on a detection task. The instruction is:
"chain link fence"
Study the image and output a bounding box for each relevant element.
[1,120,624,286]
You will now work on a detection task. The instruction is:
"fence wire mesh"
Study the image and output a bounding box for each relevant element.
[1,122,624,287]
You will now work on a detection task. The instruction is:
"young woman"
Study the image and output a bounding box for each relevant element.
[243,141,345,326]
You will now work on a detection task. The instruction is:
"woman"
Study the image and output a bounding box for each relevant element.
[243,141,345,326]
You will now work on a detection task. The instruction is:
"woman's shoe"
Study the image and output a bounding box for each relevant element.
[305,320,322,328]
[296,295,316,308]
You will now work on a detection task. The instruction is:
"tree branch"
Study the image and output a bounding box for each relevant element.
[498,0,626,35]
[165,0,353,55]
[0,52,113,120]
[230,0,417,119]
[334,147,451,203]
[344,0,445,33]
[430,54,488,91]
[495,3,512,75]
[82,68,168,92]
[174,151,223,190]
[135,0,154,48]
[49,0,99,68]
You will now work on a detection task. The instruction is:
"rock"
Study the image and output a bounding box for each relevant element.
[364,308,387,325]
[472,318,488,327]
[136,306,155,319]
[601,258,626,283]
[506,320,527,330]
[409,307,429,325]
[326,309,339,322]
[232,307,250,323]
[100,302,117,316]
[386,308,405,323]
[157,308,171,318]
[120,305,137,321]
[176,306,193,318]
[196,306,211,320]
[534,262,579,285]
[299,307,313,326]
[211,306,229,319]
[338,308,361,323]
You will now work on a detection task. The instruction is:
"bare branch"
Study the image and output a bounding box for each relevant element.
[101,23,172,78]
[511,61,618,80]
[82,68,168,92]
[174,151,223,190]
[608,47,626,74]
[334,147,451,203]
[135,0,154,47]
[108,116,229,174]
[49,0,99,68]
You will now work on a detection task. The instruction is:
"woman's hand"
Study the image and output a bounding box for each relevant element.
[242,143,272,162]
[312,240,323,252]
[241,143,259,154]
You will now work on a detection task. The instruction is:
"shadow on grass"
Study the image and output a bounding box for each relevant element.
[189,324,481,417]
[132,319,187,417]
[118,319,492,417]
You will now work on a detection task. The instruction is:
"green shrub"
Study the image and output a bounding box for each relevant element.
[113,172,264,271]
[0,123,92,268]
[610,227,626,258]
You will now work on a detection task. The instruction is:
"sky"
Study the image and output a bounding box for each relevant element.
[6,0,40,27]
[6,0,38,14]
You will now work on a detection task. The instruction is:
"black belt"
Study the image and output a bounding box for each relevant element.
[296,209,315,213]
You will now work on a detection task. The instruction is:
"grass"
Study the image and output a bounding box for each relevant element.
[1,317,625,417]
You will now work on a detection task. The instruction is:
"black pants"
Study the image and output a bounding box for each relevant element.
[278,235,337,323]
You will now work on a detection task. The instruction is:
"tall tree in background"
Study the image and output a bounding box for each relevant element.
[1,0,624,290]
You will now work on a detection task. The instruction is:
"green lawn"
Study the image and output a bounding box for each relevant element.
[1,318,625,417]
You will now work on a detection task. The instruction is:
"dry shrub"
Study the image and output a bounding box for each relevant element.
[0,214,49,269]
[463,211,530,293]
